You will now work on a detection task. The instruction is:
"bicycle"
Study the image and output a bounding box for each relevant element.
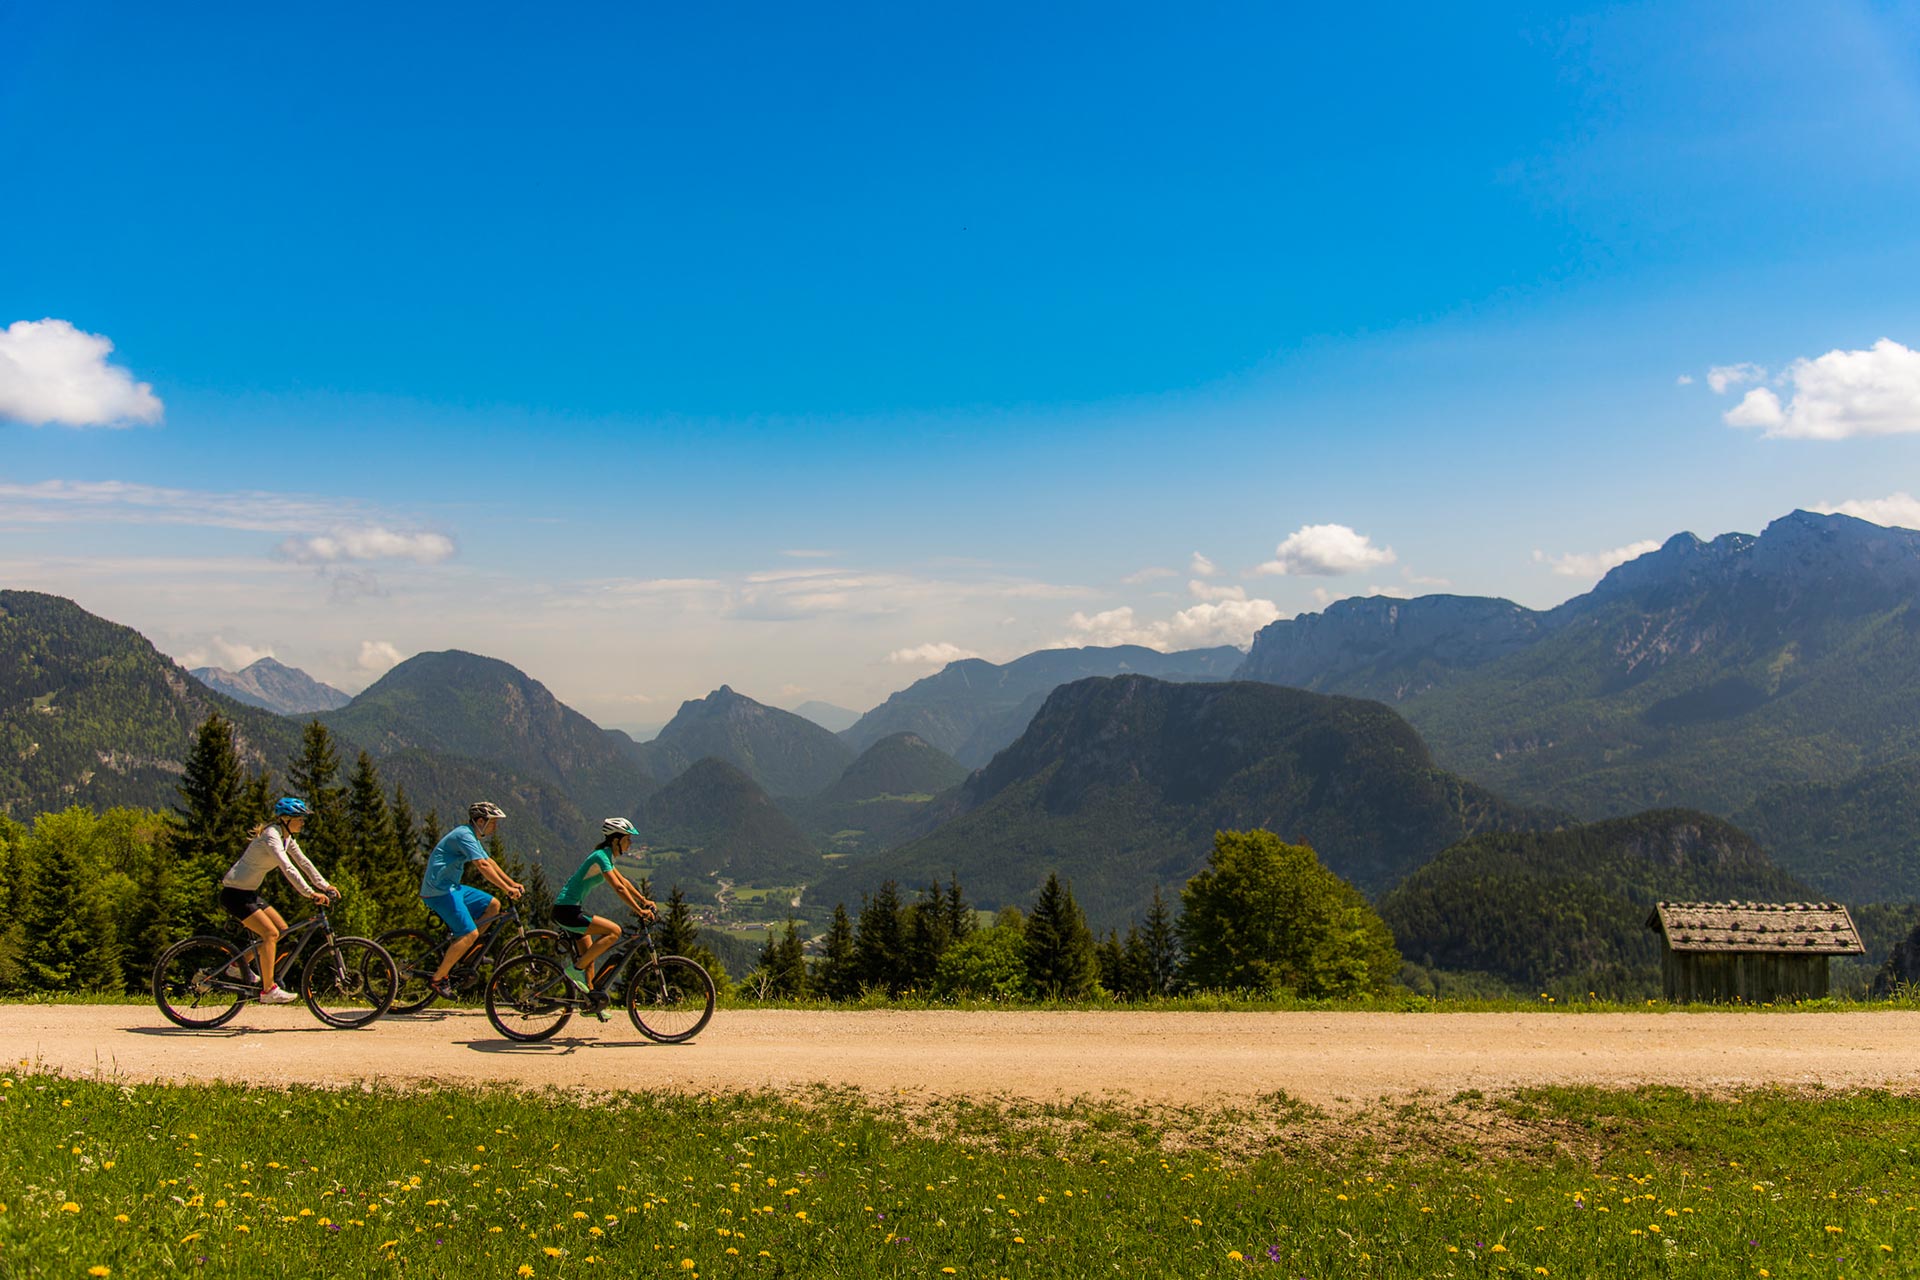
[377,901,563,1014]
[484,915,715,1044]
[152,905,398,1030]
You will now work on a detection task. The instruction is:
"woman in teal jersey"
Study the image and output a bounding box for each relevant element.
[552,817,658,999]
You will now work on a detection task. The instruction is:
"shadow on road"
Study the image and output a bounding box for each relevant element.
[122,1025,333,1037]
[461,1038,656,1053]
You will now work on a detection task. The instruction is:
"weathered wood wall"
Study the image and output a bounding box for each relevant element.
[1660,949,1829,1002]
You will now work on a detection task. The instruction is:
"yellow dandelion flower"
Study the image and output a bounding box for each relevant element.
[942,1270,956,1276]
[1490,1244,1508,1253]
[114,1215,128,1224]
[1227,1251,1244,1262]
[61,1202,81,1214]
[680,1261,697,1271]
[517,1268,534,1278]
[102,1161,114,1170]
[180,1233,202,1244]
[544,1247,564,1257]
[726,1248,738,1256]
[89,1269,112,1278]
[573,1211,588,1220]
[1013,1236,1025,1244]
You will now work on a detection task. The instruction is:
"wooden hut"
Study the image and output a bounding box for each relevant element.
[1646,901,1864,1003]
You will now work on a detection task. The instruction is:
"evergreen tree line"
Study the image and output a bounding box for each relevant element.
[0,712,556,994]
[741,829,1402,1003]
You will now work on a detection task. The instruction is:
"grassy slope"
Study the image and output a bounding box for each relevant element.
[3,1073,1918,1278]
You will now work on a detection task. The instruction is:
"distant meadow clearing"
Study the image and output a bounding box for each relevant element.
[4,1071,1917,1279]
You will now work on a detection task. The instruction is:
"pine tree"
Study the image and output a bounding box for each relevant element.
[852,880,908,995]
[173,714,253,935]
[421,807,443,855]
[815,902,858,1001]
[285,720,346,867]
[904,879,951,990]
[1024,872,1098,999]
[0,816,28,991]
[19,828,122,992]
[657,886,699,957]
[343,751,398,897]
[390,784,419,871]
[773,919,809,998]
[1136,886,1181,996]
[943,876,974,942]
[1095,930,1127,996]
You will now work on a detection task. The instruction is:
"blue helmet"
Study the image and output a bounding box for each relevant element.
[273,796,313,818]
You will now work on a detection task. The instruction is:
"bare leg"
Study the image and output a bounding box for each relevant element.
[432,931,480,983]
[577,919,622,984]
[240,907,286,996]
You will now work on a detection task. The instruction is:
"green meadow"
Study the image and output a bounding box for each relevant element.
[4,1071,1917,1279]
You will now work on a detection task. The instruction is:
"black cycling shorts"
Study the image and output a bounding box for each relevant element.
[551,904,594,935]
[219,885,270,922]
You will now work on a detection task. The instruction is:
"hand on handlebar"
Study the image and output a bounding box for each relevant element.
[311,891,332,906]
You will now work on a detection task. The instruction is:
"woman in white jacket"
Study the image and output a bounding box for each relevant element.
[219,796,336,1004]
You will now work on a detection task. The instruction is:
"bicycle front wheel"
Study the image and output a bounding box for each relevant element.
[486,953,575,1042]
[152,935,248,1029]
[375,928,442,1014]
[302,937,398,1029]
[626,955,715,1043]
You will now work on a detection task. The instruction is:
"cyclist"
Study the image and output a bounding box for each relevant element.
[552,817,658,1008]
[420,801,524,1000]
[219,796,336,1004]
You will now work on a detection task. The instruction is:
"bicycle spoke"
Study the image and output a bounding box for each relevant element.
[152,936,247,1029]
[626,955,715,1043]
[486,955,574,1042]
[302,937,398,1029]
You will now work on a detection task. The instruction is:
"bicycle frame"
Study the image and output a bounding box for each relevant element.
[557,919,667,1007]
[212,910,338,996]
[441,902,545,977]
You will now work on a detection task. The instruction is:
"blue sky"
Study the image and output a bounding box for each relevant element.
[3,1,1919,727]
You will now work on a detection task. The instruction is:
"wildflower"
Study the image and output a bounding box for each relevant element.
[89,1269,112,1278]
[61,1202,81,1214]
[544,1247,564,1258]
[114,1215,129,1224]
[517,1268,534,1278]
[235,1225,251,1234]
[1490,1244,1508,1253]
[1227,1252,1244,1262]
[681,1262,697,1271]
[573,1211,588,1220]
[1825,1226,1843,1234]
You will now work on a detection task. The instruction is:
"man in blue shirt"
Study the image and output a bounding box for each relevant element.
[421,800,525,999]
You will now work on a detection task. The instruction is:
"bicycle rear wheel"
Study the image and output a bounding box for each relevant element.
[375,928,442,1014]
[152,936,248,1029]
[626,955,715,1043]
[301,937,398,1029]
[486,953,575,1042]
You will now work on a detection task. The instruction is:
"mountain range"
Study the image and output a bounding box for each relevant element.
[841,644,1243,765]
[816,674,1549,929]
[630,686,855,798]
[1236,511,1920,901]
[190,657,351,715]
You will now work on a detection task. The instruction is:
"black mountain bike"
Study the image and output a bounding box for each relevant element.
[152,906,398,1030]
[485,916,715,1044]
[377,902,562,1014]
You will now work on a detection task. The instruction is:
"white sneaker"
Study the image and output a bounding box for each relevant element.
[260,986,299,1005]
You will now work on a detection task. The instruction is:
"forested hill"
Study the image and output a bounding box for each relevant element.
[632,686,854,798]
[842,644,1244,765]
[0,593,596,871]
[1236,511,1920,900]
[638,757,819,881]
[1378,810,1815,995]
[323,649,654,823]
[815,674,1548,930]
[0,590,300,816]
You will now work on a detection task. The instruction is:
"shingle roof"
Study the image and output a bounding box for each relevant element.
[1646,902,1864,955]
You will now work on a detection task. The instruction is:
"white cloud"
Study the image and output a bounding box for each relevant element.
[1403,568,1452,588]
[1187,578,1246,603]
[357,640,405,674]
[1707,362,1766,395]
[1189,552,1219,578]
[1532,539,1663,579]
[279,526,457,565]
[1723,339,1920,439]
[1675,374,1695,386]
[0,478,354,532]
[1812,492,1920,531]
[1058,596,1283,650]
[1253,523,1396,576]
[780,548,835,558]
[885,641,981,666]
[1121,566,1176,584]
[0,318,163,428]
[1365,584,1413,599]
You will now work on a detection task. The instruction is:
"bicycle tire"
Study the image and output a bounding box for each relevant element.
[486,953,575,1042]
[301,936,399,1029]
[152,935,248,1030]
[626,955,715,1043]
[375,927,443,1014]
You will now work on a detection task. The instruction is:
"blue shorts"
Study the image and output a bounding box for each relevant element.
[422,886,494,936]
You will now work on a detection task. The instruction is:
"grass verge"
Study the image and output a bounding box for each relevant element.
[2,1072,1917,1278]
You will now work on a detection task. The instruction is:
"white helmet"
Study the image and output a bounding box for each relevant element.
[469,800,507,822]
[602,817,640,839]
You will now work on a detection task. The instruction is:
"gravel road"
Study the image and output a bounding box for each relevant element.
[6,1005,1917,1108]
